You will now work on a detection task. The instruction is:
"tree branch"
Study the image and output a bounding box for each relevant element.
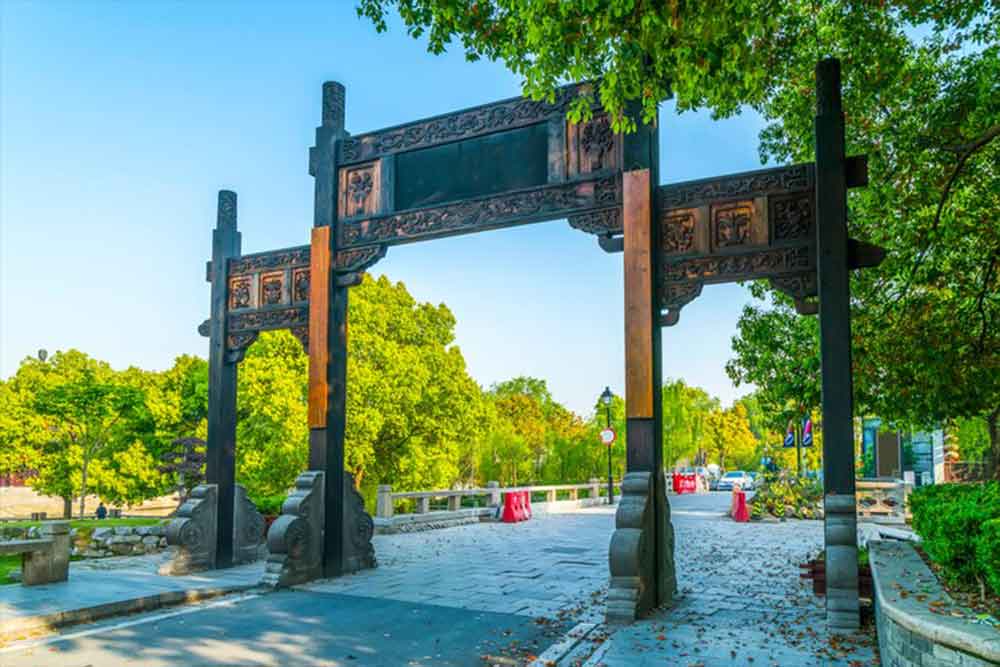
[892,125,1000,308]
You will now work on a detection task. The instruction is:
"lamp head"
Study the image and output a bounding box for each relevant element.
[600,386,613,406]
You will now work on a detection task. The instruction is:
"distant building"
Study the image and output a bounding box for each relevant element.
[860,418,942,485]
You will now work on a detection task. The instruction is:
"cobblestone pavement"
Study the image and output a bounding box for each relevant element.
[587,492,880,667]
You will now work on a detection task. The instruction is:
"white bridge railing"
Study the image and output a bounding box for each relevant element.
[374,479,620,533]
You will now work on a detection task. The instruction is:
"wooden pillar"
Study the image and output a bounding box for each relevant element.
[815,57,860,631]
[205,190,240,569]
[308,81,348,578]
[623,169,659,473]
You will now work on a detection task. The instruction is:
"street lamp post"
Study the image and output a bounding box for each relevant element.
[600,386,614,505]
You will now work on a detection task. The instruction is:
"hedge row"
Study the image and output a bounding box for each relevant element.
[909,481,1000,595]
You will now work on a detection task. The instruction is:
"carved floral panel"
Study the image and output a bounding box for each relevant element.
[292,269,310,303]
[662,208,698,254]
[712,201,755,250]
[567,114,619,177]
[339,161,381,219]
[229,277,253,310]
[259,271,285,306]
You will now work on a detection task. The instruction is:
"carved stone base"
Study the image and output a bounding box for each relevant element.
[342,471,376,573]
[160,484,218,575]
[233,483,266,565]
[606,471,676,625]
[262,471,324,588]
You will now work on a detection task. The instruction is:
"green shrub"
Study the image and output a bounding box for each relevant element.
[750,473,823,519]
[977,518,1000,596]
[909,482,1000,588]
[250,493,287,516]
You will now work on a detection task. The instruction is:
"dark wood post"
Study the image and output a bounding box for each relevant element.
[814,57,860,631]
[308,82,348,577]
[205,190,241,569]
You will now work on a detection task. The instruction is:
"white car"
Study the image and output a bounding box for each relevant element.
[716,471,753,491]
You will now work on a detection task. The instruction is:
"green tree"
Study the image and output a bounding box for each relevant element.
[358,2,999,475]
[5,351,156,517]
[703,403,758,471]
[661,379,718,468]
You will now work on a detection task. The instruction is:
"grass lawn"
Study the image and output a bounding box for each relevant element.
[1,554,21,585]
[2,517,164,530]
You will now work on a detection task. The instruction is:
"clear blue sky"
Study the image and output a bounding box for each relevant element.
[1,1,770,416]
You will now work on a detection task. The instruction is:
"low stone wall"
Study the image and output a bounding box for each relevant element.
[74,525,169,558]
[870,541,1000,667]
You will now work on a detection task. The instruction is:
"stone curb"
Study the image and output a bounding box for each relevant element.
[0,583,259,644]
[870,541,1000,664]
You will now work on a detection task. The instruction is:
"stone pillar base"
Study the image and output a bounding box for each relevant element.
[160,484,218,576]
[606,471,676,625]
[262,471,324,588]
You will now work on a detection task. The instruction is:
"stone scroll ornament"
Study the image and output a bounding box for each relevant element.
[160,484,218,575]
[233,483,266,565]
[606,472,676,624]
[262,471,325,588]
[342,471,377,573]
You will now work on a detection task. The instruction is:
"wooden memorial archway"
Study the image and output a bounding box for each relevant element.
[194,58,879,631]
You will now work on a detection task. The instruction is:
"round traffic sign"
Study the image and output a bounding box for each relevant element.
[599,427,616,445]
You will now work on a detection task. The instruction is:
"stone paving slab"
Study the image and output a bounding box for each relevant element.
[298,505,615,623]
[0,557,264,641]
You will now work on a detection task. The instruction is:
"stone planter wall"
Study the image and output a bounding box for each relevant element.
[73,525,168,558]
[870,541,1000,667]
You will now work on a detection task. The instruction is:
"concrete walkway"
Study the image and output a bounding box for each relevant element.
[0,553,263,642]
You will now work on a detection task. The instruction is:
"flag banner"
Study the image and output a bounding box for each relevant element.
[802,417,813,447]
[783,420,795,448]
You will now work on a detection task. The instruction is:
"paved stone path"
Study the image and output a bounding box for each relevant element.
[300,505,614,622]
[0,493,880,666]
[586,492,879,667]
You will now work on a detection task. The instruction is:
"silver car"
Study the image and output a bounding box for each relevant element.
[716,471,752,491]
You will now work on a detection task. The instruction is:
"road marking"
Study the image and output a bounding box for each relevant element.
[0,593,260,654]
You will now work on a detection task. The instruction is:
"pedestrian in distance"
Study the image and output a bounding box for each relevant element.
[96,502,107,520]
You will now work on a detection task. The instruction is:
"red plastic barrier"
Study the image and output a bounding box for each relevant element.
[676,474,697,494]
[522,491,532,520]
[502,492,518,523]
[672,473,681,494]
[732,489,749,522]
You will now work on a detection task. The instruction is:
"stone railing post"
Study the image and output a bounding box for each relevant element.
[447,492,461,512]
[160,484,218,575]
[545,489,557,503]
[569,487,578,501]
[376,485,394,518]
[487,481,501,507]
[416,497,430,514]
[589,478,600,500]
[262,471,324,588]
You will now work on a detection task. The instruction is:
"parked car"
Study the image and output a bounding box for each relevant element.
[716,471,753,491]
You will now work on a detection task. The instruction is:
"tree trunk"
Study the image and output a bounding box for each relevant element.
[988,407,999,481]
[79,458,89,519]
[62,496,72,519]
